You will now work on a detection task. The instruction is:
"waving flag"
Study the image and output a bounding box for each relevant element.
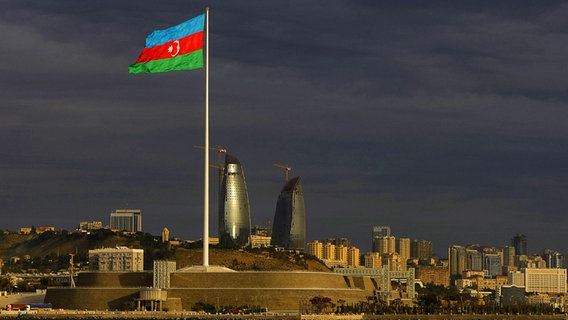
[128,13,205,74]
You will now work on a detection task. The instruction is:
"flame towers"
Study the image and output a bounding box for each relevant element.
[271,176,306,250]
[219,154,251,246]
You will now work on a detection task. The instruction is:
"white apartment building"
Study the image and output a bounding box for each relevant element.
[508,268,567,293]
[89,247,144,272]
[524,268,566,293]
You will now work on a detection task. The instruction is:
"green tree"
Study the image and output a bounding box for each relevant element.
[309,296,334,314]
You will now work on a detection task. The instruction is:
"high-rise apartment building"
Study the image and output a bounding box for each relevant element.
[372,226,390,251]
[219,154,251,247]
[110,209,142,232]
[307,240,323,259]
[88,247,144,271]
[512,233,528,256]
[397,237,411,262]
[322,242,336,260]
[335,245,348,263]
[374,236,396,254]
[347,246,360,267]
[502,246,515,267]
[271,176,306,250]
[411,239,433,260]
[308,239,360,267]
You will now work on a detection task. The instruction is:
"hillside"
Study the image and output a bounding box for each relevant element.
[174,248,330,272]
[0,231,330,272]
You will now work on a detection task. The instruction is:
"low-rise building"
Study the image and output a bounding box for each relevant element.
[78,221,104,232]
[250,234,271,248]
[415,265,450,287]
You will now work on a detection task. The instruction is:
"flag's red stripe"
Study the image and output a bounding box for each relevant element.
[135,31,203,63]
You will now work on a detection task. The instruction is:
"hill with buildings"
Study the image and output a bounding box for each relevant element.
[0,230,329,273]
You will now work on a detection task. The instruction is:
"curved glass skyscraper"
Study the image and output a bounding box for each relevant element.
[219,154,251,247]
[271,176,306,250]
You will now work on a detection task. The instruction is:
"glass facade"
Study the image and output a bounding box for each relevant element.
[271,176,306,250]
[219,154,251,246]
[512,233,528,256]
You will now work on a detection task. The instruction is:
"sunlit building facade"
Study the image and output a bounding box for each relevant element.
[219,154,251,247]
[88,247,143,272]
[524,268,567,293]
[364,252,382,269]
[374,236,396,254]
[397,237,411,262]
[271,176,306,250]
[307,240,324,259]
[347,246,360,267]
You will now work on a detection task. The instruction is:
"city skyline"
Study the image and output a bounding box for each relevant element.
[1,1,568,255]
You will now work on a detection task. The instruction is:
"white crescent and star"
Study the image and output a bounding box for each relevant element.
[168,40,180,57]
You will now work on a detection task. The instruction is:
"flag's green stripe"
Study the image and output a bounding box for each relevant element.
[128,50,203,74]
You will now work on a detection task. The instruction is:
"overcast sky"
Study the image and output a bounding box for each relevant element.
[1,1,568,256]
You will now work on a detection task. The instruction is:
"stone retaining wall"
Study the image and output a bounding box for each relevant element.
[46,271,377,312]
[171,271,355,289]
[77,272,152,287]
[45,288,139,310]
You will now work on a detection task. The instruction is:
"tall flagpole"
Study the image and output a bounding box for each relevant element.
[203,7,210,268]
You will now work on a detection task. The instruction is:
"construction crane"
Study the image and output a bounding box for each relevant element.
[194,145,227,181]
[193,145,227,169]
[194,146,228,209]
[273,163,292,182]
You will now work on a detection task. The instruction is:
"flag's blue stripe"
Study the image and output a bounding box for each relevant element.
[145,14,205,48]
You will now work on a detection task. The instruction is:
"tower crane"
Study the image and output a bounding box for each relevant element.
[272,163,292,182]
[194,146,228,216]
[194,145,227,182]
[193,145,227,169]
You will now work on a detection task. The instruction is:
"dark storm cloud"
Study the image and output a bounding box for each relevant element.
[1,1,567,255]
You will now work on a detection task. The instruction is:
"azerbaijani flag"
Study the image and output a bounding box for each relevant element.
[128,14,205,74]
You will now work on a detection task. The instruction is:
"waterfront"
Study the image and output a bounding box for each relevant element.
[1,294,567,320]
[0,311,567,320]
